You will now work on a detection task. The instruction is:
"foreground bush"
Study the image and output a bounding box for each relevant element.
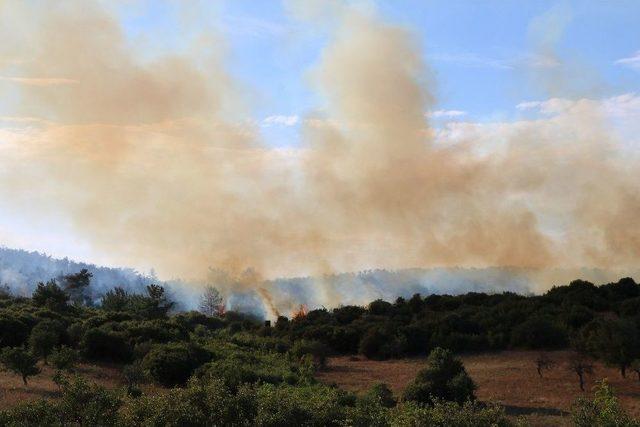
[391,400,511,427]
[572,380,640,427]
[403,347,476,405]
[0,375,515,427]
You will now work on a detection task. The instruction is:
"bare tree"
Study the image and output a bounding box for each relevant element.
[631,359,640,382]
[535,353,554,378]
[199,285,224,317]
[570,354,594,391]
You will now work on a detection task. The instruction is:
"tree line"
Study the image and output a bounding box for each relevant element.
[0,273,639,425]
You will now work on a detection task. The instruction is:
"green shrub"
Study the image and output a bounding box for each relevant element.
[391,400,512,427]
[403,347,475,405]
[29,319,64,364]
[54,374,122,426]
[81,328,133,362]
[572,380,639,427]
[142,342,212,387]
[253,383,350,426]
[364,382,396,408]
[50,346,79,371]
[359,327,406,360]
[290,339,329,369]
[0,399,61,427]
[0,315,29,348]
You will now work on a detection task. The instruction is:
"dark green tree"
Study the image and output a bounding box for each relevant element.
[584,319,640,378]
[0,347,41,385]
[28,320,63,364]
[32,280,68,311]
[100,287,130,312]
[144,284,175,318]
[63,269,93,306]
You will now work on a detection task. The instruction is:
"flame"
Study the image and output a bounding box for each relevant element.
[292,304,308,320]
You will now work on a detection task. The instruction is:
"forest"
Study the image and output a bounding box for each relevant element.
[0,271,639,426]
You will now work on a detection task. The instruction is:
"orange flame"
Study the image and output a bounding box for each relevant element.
[292,304,308,320]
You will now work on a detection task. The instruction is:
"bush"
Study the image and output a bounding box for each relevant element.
[253,383,350,426]
[290,340,329,370]
[55,374,122,426]
[391,400,512,427]
[123,361,147,396]
[0,347,40,385]
[359,328,406,360]
[403,347,476,405]
[0,315,29,348]
[50,346,79,371]
[142,342,212,387]
[572,380,639,427]
[364,382,396,408]
[81,328,133,362]
[29,319,64,364]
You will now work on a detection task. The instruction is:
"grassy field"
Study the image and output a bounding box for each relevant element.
[316,350,640,426]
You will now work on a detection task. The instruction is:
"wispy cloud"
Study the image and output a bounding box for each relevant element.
[615,50,640,70]
[0,76,77,86]
[425,110,467,119]
[262,115,299,127]
[428,52,559,70]
[516,99,574,114]
[517,93,640,118]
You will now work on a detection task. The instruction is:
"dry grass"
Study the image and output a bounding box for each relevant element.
[316,351,640,426]
[0,362,161,410]
[2,350,639,427]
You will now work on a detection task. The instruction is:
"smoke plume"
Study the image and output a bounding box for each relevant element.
[0,2,639,313]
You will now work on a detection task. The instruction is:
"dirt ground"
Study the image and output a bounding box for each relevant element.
[316,350,640,426]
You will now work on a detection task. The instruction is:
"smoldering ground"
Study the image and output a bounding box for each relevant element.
[0,1,639,315]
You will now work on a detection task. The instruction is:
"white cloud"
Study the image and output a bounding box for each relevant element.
[428,52,560,70]
[425,110,467,119]
[0,76,77,86]
[262,115,299,127]
[516,98,575,114]
[615,50,640,70]
[517,93,640,119]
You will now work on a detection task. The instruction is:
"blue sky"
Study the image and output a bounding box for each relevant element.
[112,0,640,148]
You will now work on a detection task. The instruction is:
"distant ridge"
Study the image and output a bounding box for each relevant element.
[0,246,162,297]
